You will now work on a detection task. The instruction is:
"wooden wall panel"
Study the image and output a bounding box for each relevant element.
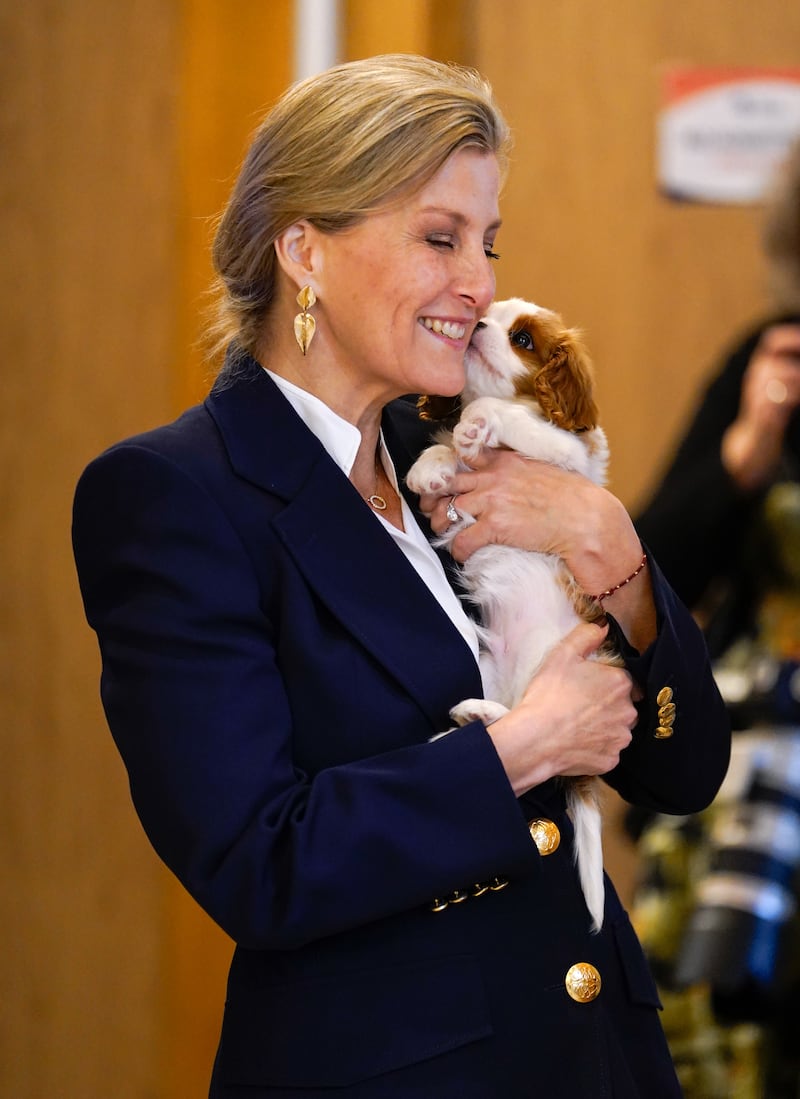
[0,2,179,1096]
[175,0,294,406]
[345,0,476,65]
[346,0,429,56]
[474,0,800,511]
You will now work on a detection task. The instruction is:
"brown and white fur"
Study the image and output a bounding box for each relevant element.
[407,297,619,932]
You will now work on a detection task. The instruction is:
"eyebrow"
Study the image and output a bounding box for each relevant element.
[418,207,503,233]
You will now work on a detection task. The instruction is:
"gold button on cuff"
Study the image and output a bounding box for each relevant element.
[471,882,489,897]
[656,686,673,706]
[655,725,674,739]
[489,876,509,891]
[528,818,561,855]
[430,898,449,913]
[448,889,469,904]
[565,962,602,1003]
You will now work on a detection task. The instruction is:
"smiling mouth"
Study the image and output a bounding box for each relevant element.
[420,318,467,341]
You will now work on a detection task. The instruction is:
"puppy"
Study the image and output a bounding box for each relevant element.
[407,297,619,932]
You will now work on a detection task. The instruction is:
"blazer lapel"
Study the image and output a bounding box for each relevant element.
[206,354,482,727]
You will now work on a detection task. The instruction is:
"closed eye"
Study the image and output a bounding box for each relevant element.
[510,329,534,351]
[428,235,500,262]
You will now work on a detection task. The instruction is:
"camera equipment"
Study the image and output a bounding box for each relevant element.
[674,729,800,1022]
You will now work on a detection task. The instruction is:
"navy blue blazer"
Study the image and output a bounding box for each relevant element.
[73,352,730,1098]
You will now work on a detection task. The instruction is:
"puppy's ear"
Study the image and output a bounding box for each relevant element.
[417,394,462,426]
[532,329,598,432]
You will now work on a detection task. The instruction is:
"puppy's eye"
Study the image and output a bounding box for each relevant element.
[510,329,534,351]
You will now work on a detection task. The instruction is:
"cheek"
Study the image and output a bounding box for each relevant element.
[409,251,456,298]
[354,259,388,305]
[333,240,393,306]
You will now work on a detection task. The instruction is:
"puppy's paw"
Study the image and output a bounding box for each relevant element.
[449,698,509,727]
[406,444,458,496]
[453,410,498,462]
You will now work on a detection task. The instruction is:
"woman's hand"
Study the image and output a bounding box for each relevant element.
[722,323,800,492]
[486,621,638,796]
[420,448,657,651]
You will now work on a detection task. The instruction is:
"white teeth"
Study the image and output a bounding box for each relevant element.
[422,318,466,340]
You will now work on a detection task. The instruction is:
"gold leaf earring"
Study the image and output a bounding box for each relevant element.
[293,285,316,355]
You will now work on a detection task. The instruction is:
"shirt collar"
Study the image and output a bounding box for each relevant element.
[265,369,362,477]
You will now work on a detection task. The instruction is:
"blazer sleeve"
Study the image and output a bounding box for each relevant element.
[604,551,730,813]
[72,444,540,950]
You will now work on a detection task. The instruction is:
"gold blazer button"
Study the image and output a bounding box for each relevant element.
[655,725,674,739]
[656,686,674,706]
[528,818,561,855]
[565,962,602,1003]
[448,889,469,904]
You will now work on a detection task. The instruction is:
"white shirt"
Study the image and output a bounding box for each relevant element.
[265,370,481,669]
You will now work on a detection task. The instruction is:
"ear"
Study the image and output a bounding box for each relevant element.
[274,221,319,287]
[532,329,599,432]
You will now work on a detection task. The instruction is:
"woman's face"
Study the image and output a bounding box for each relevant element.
[313,147,502,414]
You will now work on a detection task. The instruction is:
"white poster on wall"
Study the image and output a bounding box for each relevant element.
[658,66,800,204]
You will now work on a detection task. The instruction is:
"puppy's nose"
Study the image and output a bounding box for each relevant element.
[474,320,487,330]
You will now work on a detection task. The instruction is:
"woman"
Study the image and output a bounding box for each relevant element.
[72,55,729,1098]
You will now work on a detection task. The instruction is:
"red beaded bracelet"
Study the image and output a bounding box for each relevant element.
[589,553,648,602]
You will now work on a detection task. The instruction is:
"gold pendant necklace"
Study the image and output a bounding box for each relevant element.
[366,449,388,511]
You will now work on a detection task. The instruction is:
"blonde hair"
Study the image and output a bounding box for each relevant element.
[762,137,800,312]
[209,54,511,361]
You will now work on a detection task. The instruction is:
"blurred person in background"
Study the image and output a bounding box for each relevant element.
[637,139,800,678]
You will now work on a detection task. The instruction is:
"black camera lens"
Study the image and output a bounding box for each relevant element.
[674,731,800,1021]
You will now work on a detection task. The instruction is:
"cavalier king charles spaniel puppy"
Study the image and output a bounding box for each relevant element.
[407,297,619,932]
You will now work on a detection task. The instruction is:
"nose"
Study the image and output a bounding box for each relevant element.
[456,245,495,313]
